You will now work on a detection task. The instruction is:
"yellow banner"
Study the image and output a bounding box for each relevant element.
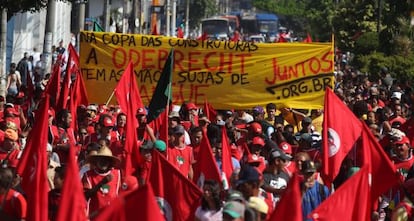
[79,31,334,109]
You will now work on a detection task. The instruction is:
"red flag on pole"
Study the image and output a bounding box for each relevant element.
[69,71,89,129]
[45,64,61,108]
[269,172,302,221]
[303,33,313,43]
[322,88,363,185]
[193,130,222,186]
[94,184,164,221]
[310,167,371,221]
[56,64,71,112]
[16,96,50,221]
[221,126,234,186]
[114,61,144,176]
[56,144,87,221]
[149,150,202,221]
[203,100,217,123]
[361,123,399,203]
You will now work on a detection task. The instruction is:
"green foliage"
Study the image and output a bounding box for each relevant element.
[2,0,48,18]
[354,32,379,55]
[189,0,216,29]
[353,52,414,82]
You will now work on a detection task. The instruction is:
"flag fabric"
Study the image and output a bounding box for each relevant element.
[221,126,234,186]
[277,34,288,43]
[193,130,222,186]
[303,33,313,43]
[149,150,202,221]
[56,63,71,112]
[197,32,208,41]
[16,96,50,221]
[310,167,371,221]
[147,49,173,123]
[56,143,87,221]
[177,27,184,38]
[361,123,399,202]
[322,88,363,185]
[45,64,61,108]
[269,172,302,221]
[152,23,158,35]
[94,184,164,221]
[203,100,217,123]
[93,21,104,32]
[114,61,143,176]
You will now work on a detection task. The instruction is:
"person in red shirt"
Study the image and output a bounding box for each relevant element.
[167,125,194,179]
[82,146,121,218]
[391,135,414,179]
[137,140,154,186]
[0,129,21,167]
[0,167,27,220]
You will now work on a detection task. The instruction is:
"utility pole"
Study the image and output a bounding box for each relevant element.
[131,0,140,33]
[0,9,7,97]
[123,0,129,33]
[185,0,189,38]
[104,0,111,31]
[79,1,86,31]
[43,0,56,74]
[171,0,177,37]
[166,0,170,36]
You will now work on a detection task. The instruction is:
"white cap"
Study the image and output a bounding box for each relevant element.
[391,91,402,100]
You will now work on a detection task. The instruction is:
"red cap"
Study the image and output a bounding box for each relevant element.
[394,136,410,145]
[136,107,147,115]
[249,122,262,134]
[247,154,262,164]
[279,142,292,155]
[186,103,198,110]
[252,136,265,147]
[103,118,114,127]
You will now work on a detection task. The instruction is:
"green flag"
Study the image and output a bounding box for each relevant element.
[93,21,104,32]
[147,49,174,122]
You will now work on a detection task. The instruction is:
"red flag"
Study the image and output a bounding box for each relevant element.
[193,130,222,186]
[177,27,184,38]
[45,64,61,108]
[310,167,371,221]
[361,123,399,202]
[16,96,50,221]
[203,100,217,123]
[197,32,208,41]
[269,173,302,221]
[322,88,363,185]
[69,71,89,129]
[149,150,202,221]
[277,34,288,43]
[221,126,234,185]
[56,65,71,112]
[56,144,87,221]
[303,33,313,43]
[94,184,164,221]
[152,23,158,35]
[115,61,144,176]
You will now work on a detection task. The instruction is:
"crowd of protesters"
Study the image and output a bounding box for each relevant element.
[2,43,414,221]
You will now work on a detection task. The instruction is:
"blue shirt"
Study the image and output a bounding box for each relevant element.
[302,182,330,221]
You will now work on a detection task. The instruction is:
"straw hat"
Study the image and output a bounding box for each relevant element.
[87,146,120,166]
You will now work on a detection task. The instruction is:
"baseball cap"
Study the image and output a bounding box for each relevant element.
[103,118,114,127]
[186,103,198,110]
[302,117,312,124]
[248,197,269,214]
[154,140,167,152]
[236,165,261,186]
[252,106,264,115]
[168,111,180,119]
[247,154,262,165]
[173,125,186,135]
[279,142,292,155]
[300,133,313,143]
[140,140,154,150]
[223,201,245,219]
[136,107,147,115]
[391,91,402,100]
[252,136,265,147]
[394,135,410,145]
[301,160,317,174]
[249,122,262,134]
[87,104,98,112]
[227,190,245,202]
[269,147,292,161]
